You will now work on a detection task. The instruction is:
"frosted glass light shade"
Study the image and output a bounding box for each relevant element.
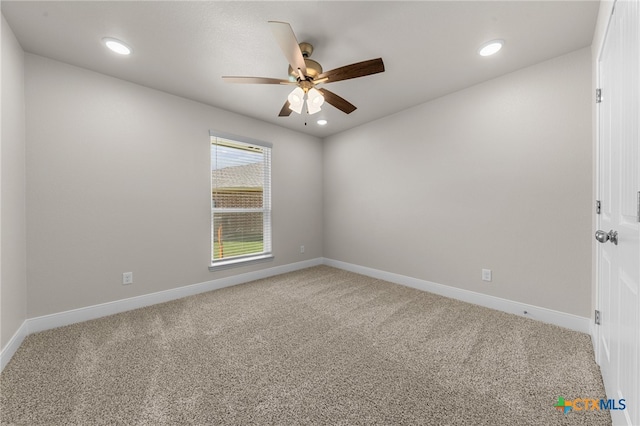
[306,88,324,115]
[288,87,305,114]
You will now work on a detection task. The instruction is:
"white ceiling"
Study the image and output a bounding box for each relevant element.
[2,1,599,138]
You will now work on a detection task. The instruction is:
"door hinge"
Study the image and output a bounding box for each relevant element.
[595,310,601,325]
[637,192,640,222]
[596,200,601,214]
[596,88,602,103]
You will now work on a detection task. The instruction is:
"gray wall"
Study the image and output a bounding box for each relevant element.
[24,54,323,318]
[323,48,592,317]
[1,16,28,349]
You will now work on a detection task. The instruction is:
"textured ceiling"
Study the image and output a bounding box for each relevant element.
[2,1,599,138]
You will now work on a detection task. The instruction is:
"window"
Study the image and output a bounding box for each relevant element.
[210,131,272,269]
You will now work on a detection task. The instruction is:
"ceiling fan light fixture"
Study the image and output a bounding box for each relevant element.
[478,39,504,57]
[317,119,328,126]
[223,22,385,118]
[288,87,305,114]
[308,88,324,107]
[306,88,324,114]
[307,103,321,115]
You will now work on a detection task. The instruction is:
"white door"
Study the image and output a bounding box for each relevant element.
[596,1,640,425]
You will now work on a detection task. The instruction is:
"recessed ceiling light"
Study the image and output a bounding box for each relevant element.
[102,37,132,55]
[479,40,504,57]
[317,119,328,126]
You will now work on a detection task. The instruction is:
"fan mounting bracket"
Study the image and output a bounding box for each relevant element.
[299,42,314,58]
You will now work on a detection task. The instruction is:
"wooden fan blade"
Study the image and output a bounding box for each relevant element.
[316,58,385,83]
[222,76,292,85]
[317,88,357,114]
[278,100,292,117]
[268,21,307,77]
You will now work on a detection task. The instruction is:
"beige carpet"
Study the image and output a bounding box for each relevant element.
[1,266,610,425]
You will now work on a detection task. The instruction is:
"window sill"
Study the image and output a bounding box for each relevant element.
[209,253,274,271]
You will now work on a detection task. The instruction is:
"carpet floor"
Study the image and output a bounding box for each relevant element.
[1,266,610,425]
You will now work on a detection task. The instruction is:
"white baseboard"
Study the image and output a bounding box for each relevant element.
[323,258,591,334]
[0,320,28,372]
[2,256,590,372]
[1,258,323,372]
[27,258,323,335]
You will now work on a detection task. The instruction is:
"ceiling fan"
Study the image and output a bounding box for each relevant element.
[222,21,385,117]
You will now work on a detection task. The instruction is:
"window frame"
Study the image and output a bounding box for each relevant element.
[209,130,273,271]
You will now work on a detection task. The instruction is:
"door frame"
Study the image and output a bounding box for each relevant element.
[592,0,615,367]
[593,2,640,426]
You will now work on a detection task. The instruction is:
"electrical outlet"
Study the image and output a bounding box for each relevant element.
[482,269,492,282]
[300,245,305,254]
[122,272,133,285]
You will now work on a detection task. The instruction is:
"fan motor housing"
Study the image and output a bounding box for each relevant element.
[288,43,323,80]
[288,58,323,80]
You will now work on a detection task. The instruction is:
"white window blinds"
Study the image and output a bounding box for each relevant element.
[210,132,272,265]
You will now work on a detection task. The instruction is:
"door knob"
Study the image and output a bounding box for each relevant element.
[595,229,618,245]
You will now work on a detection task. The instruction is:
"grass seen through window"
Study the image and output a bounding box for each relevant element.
[213,241,264,260]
